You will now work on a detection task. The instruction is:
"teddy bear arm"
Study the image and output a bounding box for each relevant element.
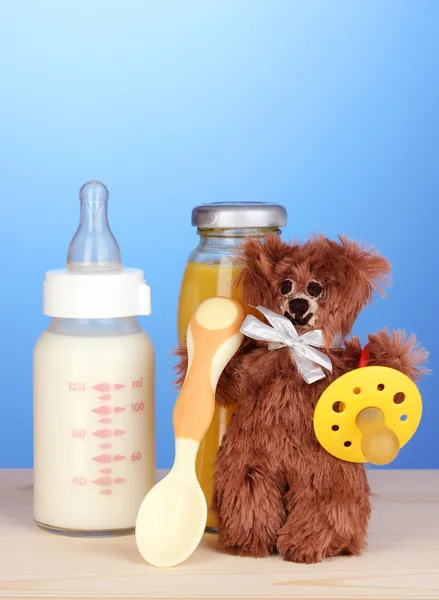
[365,329,429,382]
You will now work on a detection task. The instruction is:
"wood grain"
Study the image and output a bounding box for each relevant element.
[0,469,438,599]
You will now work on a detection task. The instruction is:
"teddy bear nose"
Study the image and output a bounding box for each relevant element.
[289,298,309,316]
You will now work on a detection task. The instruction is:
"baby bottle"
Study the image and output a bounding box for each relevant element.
[177,201,287,531]
[33,181,155,536]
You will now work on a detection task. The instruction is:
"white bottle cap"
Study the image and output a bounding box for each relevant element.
[43,268,151,319]
[43,180,151,319]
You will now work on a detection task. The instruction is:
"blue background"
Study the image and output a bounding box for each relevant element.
[1,0,437,469]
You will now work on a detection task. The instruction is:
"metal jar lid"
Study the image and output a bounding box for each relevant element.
[191,202,287,229]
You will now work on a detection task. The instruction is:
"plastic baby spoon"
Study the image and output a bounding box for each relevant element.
[313,366,422,465]
[135,297,245,568]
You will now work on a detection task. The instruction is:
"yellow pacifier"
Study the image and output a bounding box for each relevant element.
[313,348,422,465]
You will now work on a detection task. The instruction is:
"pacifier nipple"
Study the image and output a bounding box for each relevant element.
[67,180,122,272]
[356,407,400,466]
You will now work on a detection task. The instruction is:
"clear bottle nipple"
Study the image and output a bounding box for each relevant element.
[67,180,122,273]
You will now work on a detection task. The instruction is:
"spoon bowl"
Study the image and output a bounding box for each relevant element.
[135,458,207,567]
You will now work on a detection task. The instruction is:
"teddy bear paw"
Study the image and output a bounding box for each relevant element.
[276,520,365,565]
[219,541,273,559]
[277,534,354,564]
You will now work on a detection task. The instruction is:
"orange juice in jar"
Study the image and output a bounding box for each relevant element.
[177,202,287,531]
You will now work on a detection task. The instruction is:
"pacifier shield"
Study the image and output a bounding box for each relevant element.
[313,366,422,463]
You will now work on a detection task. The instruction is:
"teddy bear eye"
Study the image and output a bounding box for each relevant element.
[280,279,294,296]
[307,280,323,298]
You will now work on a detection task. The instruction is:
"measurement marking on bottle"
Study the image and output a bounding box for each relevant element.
[99,489,112,495]
[92,383,112,392]
[131,452,142,462]
[69,383,86,391]
[92,477,126,486]
[114,455,126,462]
[72,429,86,438]
[93,477,112,486]
[72,477,86,485]
[92,406,111,415]
[132,377,143,389]
[114,429,126,437]
[99,418,111,424]
[99,468,112,474]
[98,394,111,401]
[131,402,145,412]
[92,406,125,414]
[92,429,112,438]
[113,384,125,390]
[92,454,112,463]
[99,443,112,449]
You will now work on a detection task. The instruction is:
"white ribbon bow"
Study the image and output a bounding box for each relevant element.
[240,306,341,385]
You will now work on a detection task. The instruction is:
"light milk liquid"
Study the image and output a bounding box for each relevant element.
[33,330,155,532]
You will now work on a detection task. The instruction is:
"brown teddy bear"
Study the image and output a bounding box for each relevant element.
[176,234,428,564]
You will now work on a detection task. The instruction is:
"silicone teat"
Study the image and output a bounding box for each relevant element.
[356,407,400,466]
[67,180,122,272]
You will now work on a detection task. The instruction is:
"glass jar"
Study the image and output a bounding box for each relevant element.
[177,202,287,531]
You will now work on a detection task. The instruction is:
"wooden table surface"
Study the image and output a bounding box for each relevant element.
[0,469,438,600]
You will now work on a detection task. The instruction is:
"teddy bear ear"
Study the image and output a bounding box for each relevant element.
[337,235,392,297]
[240,234,293,275]
[234,234,294,305]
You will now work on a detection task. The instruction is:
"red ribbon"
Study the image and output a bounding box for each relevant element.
[359,344,369,368]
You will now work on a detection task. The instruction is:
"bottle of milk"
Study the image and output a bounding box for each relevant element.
[33,180,155,536]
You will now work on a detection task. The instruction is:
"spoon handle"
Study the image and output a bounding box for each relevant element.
[173,297,245,443]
